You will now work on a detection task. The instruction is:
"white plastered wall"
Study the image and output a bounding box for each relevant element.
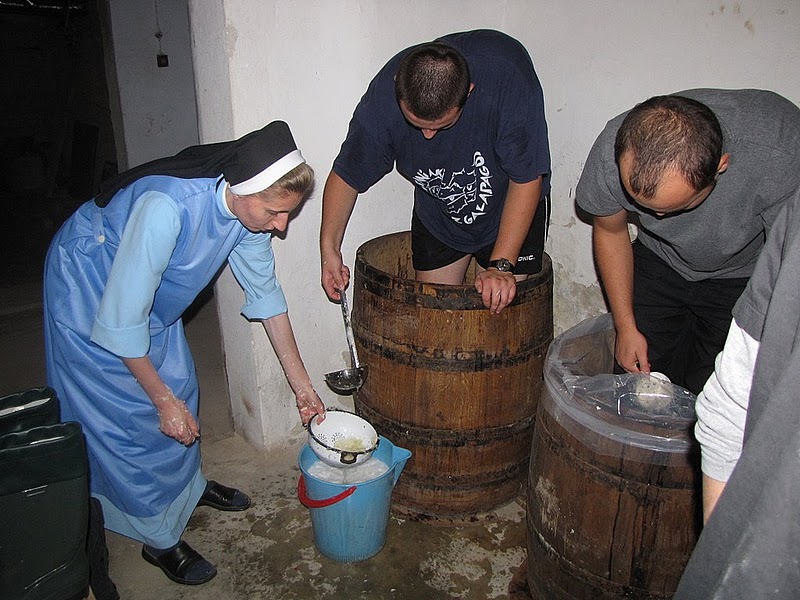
[105,0,199,166]
[141,0,798,449]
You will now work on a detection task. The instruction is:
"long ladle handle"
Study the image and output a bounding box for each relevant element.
[339,290,361,369]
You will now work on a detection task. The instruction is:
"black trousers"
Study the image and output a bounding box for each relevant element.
[631,241,749,394]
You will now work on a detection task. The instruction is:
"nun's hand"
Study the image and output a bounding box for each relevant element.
[157,393,200,446]
[296,389,326,427]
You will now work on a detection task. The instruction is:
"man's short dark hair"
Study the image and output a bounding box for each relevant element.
[395,42,471,121]
[614,95,723,199]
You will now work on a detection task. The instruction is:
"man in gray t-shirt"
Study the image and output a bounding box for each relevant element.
[575,89,800,393]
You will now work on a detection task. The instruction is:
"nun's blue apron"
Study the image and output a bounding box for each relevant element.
[43,176,249,547]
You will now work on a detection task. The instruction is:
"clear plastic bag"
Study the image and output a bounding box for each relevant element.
[565,372,695,426]
[542,314,697,460]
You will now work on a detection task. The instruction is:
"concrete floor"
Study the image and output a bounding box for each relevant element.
[0,275,532,600]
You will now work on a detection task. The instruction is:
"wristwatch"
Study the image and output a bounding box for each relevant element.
[488,258,515,274]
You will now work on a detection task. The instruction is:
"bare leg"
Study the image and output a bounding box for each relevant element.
[702,474,726,523]
[416,255,473,285]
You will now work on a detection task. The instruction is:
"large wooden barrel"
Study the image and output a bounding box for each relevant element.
[527,314,701,599]
[351,231,553,518]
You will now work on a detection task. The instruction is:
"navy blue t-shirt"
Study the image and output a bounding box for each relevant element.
[333,29,551,253]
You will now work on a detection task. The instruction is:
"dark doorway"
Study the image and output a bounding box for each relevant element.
[0,0,117,284]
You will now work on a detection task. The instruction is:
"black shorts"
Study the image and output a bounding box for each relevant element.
[631,240,749,394]
[411,194,549,274]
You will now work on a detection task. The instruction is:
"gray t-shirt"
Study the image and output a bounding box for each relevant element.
[576,89,800,281]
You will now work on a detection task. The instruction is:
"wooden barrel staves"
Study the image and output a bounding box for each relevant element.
[351,231,553,518]
[526,314,702,599]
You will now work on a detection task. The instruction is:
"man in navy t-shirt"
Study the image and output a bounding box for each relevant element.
[320,30,551,314]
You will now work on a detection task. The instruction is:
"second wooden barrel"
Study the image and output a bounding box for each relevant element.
[527,314,701,599]
[351,231,553,518]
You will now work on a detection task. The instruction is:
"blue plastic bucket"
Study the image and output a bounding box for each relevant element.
[297,435,411,562]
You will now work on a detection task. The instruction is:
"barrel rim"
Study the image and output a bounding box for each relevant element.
[355,231,553,309]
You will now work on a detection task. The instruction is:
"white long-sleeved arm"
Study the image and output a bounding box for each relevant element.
[694,319,760,482]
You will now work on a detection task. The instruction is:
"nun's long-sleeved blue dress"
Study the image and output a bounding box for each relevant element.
[44,175,287,547]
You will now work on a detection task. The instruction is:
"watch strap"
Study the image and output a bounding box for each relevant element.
[488,258,515,273]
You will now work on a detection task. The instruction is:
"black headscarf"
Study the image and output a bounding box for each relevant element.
[94,120,303,207]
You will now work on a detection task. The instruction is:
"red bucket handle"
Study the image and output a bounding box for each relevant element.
[297,475,357,508]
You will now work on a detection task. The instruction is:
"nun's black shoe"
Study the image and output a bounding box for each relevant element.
[197,480,252,511]
[141,541,216,585]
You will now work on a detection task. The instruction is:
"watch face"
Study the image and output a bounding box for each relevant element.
[491,258,514,272]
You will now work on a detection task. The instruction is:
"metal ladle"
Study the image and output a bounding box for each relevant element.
[325,289,368,394]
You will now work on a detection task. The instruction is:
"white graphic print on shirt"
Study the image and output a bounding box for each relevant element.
[413,151,493,225]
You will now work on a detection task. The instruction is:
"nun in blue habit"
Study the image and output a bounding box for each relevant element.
[43,121,327,586]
